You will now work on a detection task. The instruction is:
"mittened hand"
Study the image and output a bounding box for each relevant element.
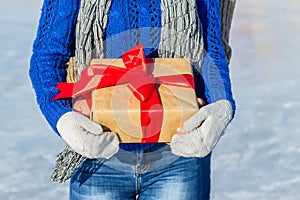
[171,100,233,158]
[56,112,119,159]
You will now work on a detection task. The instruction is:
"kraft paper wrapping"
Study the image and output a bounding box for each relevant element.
[89,58,199,143]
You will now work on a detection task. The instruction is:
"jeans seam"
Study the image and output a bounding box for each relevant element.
[135,152,141,194]
[140,152,150,173]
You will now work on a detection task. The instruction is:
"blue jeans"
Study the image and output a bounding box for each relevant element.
[70,144,211,200]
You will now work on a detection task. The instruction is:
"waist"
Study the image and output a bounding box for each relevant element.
[119,142,166,152]
[104,143,178,172]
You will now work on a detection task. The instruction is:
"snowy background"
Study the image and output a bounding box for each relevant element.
[0,0,299,199]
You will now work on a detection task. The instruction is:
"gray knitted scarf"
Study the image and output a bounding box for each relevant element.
[75,0,204,74]
[51,0,204,183]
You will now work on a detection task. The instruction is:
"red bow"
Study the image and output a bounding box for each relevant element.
[53,44,195,143]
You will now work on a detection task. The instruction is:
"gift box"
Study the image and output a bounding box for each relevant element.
[54,44,199,143]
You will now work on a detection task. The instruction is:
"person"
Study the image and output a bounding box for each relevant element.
[29,0,236,199]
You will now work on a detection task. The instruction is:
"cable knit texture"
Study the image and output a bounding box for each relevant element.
[197,0,236,111]
[29,0,81,133]
[29,0,236,148]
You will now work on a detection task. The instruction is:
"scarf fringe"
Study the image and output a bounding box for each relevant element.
[51,145,87,183]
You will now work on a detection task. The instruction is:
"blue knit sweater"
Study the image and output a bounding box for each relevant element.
[29,0,235,151]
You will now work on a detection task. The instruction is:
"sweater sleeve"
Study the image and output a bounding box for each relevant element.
[29,0,80,134]
[197,0,236,111]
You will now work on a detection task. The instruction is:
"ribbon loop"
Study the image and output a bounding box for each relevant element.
[128,75,156,102]
[122,43,147,71]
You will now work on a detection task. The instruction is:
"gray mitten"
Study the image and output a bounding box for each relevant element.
[57,111,119,159]
[171,100,233,158]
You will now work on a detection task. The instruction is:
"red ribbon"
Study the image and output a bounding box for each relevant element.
[53,44,195,143]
